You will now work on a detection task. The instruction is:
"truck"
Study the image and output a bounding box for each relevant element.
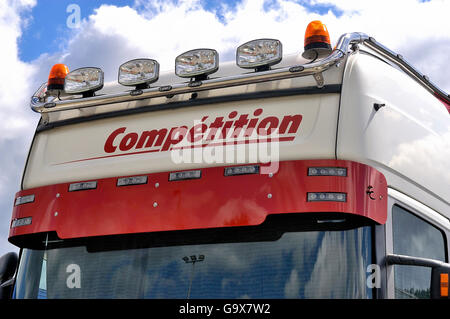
[1,20,449,299]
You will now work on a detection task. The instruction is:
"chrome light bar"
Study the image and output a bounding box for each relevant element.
[30,32,449,114]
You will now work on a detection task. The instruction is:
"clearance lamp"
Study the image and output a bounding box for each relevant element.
[302,20,332,60]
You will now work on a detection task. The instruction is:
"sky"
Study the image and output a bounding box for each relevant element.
[0,0,449,258]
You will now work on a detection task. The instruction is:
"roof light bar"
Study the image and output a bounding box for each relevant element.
[307,192,347,202]
[69,181,97,192]
[224,165,260,176]
[14,194,35,206]
[64,67,104,97]
[175,49,219,80]
[118,59,159,89]
[308,167,347,177]
[11,217,32,228]
[169,170,202,181]
[117,176,148,187]
[236,39,282,71]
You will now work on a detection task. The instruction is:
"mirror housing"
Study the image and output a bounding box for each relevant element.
[386,254,450,299]
[431,266,450,299]
[0,252,18,299]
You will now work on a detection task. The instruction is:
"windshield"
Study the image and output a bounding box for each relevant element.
[14,214,373,299]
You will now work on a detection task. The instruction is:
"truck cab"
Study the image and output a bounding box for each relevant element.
[1,21,449,299]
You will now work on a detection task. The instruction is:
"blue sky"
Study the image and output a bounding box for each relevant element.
[18,0,345,62]
[19,0,132,62]
[0,0,449,257]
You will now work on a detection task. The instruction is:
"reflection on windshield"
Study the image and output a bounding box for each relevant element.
[15,219,373,299]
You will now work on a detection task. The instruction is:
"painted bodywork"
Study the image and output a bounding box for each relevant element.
[23,93,340,189]
[339,49,450,216]
[10,159,387,244]
[8,43,450,244]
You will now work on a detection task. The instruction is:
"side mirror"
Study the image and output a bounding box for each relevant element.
[431,266,450,299]
[0,252,18,299]
[386,254,450,299]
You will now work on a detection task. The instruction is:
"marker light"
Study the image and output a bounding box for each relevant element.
[308,167,347,177]
[11,217,32,228]
[302,20,332,60]
[64,67,104,97]
[14,194,35,206]
[307,192,347,202]
[175,49,219,80]
[69,181,97,192]
[118,59,160,89]
[47,64,69,91]
[236,39,282,71]
[441,273,449,297]
[224,165,260,176]
[117,176,148,187]
[169,170,202,181]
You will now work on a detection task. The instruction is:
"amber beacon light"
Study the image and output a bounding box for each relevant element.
[302,20,332,60]
[47,63,69,91]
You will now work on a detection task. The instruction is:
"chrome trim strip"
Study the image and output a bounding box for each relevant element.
[364,37,449,101]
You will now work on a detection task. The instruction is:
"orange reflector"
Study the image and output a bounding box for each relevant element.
[441,273,449,297]
[47,63,69,90]
[302,20,332,60]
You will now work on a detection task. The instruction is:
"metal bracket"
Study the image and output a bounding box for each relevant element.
[41,113,49,126]
[313,72,324,88]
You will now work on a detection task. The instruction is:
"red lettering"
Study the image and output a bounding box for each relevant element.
[221,111,237,139]
[104,110,302,155]
[206,117,224,141]
[119,133,138,151]
[244,109,263,137]
[162,126,188,151]
[188,124,208,143]
[231,114,249,138]
[136,129,167,149]
[279,115,302,134]
[104,127,126,153]
[257,116,279,135]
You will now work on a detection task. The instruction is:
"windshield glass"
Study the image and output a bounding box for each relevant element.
[14,214,373,299]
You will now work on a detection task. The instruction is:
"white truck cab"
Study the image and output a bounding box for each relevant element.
[1,21,449,299]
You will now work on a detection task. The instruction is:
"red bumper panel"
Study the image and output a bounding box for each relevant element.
[9,160,387,242]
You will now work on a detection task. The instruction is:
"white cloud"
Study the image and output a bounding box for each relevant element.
[0,0,39,257]
[311,0,450,91]
[389,129,450,198]
[32,0,450,91]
